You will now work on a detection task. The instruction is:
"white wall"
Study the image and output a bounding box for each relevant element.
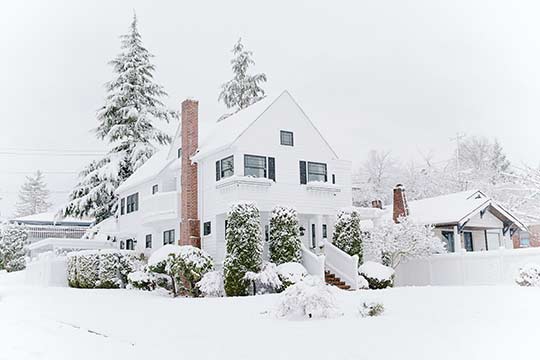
[395,248,540,286]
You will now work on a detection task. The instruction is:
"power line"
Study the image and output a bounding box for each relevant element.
[2,170,79,175]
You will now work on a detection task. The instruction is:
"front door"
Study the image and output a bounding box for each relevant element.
[463,232,473,252]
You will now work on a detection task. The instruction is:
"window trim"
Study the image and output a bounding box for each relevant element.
[307,162,328,183]
[244,154,267,178]
[280,130,294,146]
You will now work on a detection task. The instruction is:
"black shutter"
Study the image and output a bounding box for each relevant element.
[299,161,307,184]
[215,160,221,181]
[268,157,275,181]
[332,174,336,184]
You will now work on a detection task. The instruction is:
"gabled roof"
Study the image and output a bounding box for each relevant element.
[382,189,527,230]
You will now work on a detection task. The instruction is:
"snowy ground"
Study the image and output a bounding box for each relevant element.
[1,271,539,360]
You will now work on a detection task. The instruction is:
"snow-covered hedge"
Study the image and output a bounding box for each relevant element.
[224,202,263,296]
[515,264,540,287]
[358,261,395,289]
[276,262,307,288]
[0,223,28,272]
[148,244,214,297]
[127,270,156,291]
[276,276,340,320]
[244,262,283,294]
[269,206,302,265]
[67,249,142,289]
[197,270,225,297]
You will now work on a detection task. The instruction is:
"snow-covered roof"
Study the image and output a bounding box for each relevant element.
[116,149,175,194]
[382,189,527,230]
[11,212,94,226]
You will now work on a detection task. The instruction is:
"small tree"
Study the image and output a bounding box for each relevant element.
[218,38,267,114]
[0,223,28,272]
[366,217,446,268]
[223,202,263,296]
[15,170,51,217]
[269,206,302,265]
[333,210,363,263]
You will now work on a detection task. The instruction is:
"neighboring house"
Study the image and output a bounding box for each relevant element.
[10,212,94,244]
[385,186,527,252]
[512,224,540,248]
[113,91,353,270]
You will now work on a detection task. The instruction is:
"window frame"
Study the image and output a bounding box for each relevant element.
[307,162,328,183]
[244,154,267,178]
[322,224,328,239]
[126,193,139,214]
[163,229,175,245]
[280,130,294,146]
[145,234,152,249]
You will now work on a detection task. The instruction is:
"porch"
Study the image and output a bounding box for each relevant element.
[436,225,514,253]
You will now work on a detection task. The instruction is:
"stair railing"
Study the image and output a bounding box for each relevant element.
[301,243,325,282]
[322,239,359,289]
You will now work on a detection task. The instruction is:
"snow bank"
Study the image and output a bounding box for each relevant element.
[359,261,395,281]
[276,262,307,285]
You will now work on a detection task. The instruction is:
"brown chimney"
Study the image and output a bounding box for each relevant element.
[180,99,201,248]
[371,200,383,209]
[392,184,409,223]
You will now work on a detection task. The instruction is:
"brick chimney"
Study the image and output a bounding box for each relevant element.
[392,184,409,223]
[180,99,201,248]
[371,200,383,209]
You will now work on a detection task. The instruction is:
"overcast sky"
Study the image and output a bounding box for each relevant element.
[1,0,539,217]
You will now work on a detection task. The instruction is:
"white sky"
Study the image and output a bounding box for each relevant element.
[1,0,539,217]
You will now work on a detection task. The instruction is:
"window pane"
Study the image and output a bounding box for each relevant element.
[280,131,294,146]
[244,155,267,178]
[307,162,327,182]
[220,156,234,178]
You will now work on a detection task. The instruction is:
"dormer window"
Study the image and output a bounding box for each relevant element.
[280,130,294,146]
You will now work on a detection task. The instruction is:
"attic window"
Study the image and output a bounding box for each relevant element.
[280,130,294,146]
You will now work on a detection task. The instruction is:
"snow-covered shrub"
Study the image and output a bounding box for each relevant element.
[269,206,302,265]
[333,210,363,262]
[0,223,28,272]
[276,276,340,320]
[223,202,263,296]
[276,262,308,288]
[365,217,446,268]
[515,264,540,287]
[358,275,369,290]
[359,261,395,289]
[197,270,225,297]
[244,262,283,294]
[359,302,385,317]
[148,244,214,297]
[128,270,156,291]
[67,249,142,289]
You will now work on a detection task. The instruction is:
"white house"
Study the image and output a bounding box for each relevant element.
[110,91,355,285]
[385,185,527,252]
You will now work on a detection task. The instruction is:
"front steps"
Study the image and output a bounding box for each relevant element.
[325,271,351,290]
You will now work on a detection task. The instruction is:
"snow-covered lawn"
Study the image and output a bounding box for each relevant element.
[1,271,539,360]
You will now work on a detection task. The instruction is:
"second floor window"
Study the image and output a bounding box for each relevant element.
[152,184,158,194]
[145,234,152,248]
[163,229,175,245]
[216,155,234,181]
[126,193,139,213]
[308,162,327,182]
[244,155,267,178]
[120,198,125,215]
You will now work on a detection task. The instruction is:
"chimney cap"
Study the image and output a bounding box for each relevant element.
[394,183,405,189]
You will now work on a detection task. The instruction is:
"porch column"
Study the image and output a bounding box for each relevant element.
[453,225,462,253]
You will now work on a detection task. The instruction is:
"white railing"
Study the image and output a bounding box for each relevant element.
[322,239,359,289]
[142,191,179,224]
[301,244,325,282]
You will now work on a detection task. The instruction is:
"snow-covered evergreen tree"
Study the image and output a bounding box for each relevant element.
[333,210,363,263]
[218,38,267,115]
[14,170,51,217]
[63,13,177,223]
[0,223,28,272]
[269,206,302,265]
[223,202,263,296]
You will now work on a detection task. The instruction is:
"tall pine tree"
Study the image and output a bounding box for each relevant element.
[15,170,51,217]
[218,38,267,115]
[63,14,177,223]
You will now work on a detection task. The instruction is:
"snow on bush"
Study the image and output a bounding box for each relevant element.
[224,202,263,296]
[365,217,446,268]
[359,302,385,317]
[269,206,302,265]
[358,261,395,289]
[276,276,340,320]
[197,270,225,297]
[67,249,142,289]
[515,264,540,287]
[244,262,283,294]
[358,275,369,290]
[127,270,156,291]
[148,244,214,297]
[333,210,363,262]
[276,262,307,288]
[0,223,28,272]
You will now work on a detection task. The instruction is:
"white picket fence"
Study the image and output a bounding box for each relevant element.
[395,247,540,286]
[25,252,68,287]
